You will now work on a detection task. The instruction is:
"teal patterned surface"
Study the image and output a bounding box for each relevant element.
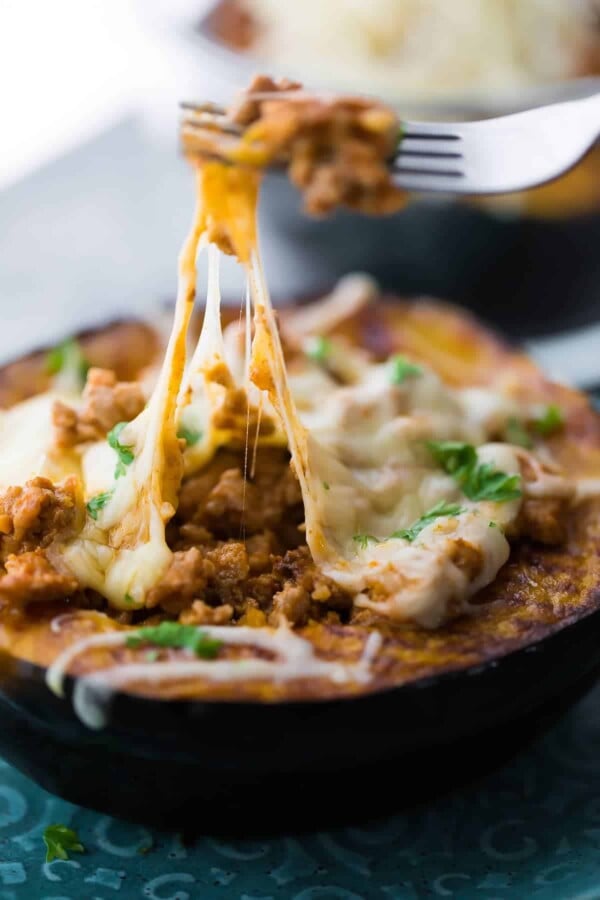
[2,685,600,899]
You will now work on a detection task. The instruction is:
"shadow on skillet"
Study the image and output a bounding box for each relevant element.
[0,600,600,834]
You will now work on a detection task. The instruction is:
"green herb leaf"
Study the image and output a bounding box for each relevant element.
[177,426,202,446]
[391,500,465,542]
[323,481,330,491]
[46,338,90,388]
[124,593,135,605]
[428,440,522,503]
[86,490,113,521]
[352,533,379,551]
[489,520,498,528]
[461,462,522,502]
[389,354,422,385]
[505,417,533,449]
[125,622,222,659]
[532,404,564,436]
[114,459,127,479]
[43,824,85,863]
[305,335,332,364]
[427,440,477,477]
[107,422,134,478]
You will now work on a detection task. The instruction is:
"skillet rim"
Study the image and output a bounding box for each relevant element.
[2,581,600,716]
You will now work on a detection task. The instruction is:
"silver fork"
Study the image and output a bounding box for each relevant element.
[395,91,600,194]
[183,91,600,195]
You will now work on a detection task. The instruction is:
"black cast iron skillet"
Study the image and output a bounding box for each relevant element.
[0,596,599,832]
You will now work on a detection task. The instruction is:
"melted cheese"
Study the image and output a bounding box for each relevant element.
[176,246,285,477]
[55,176,206,609]
[233,253,524,626]
[253,326,524,625]
[0,161,575,632]
[0,391,81,488]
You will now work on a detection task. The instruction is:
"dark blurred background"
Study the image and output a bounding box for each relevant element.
[1,0,599,385]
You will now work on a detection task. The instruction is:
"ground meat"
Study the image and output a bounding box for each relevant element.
[176,448,304,547]
[245,531,278,572]
[179,600,233,626]
[146,548,215,613]
[53,367,146,447]
[269,581,311,626]
[229,73,302,126]
[243,86,403,215]
[148,542,251,615]
[210,383,276,441]
[0,550,79,606]
[182,75,405,216]
[0,476,83,563]
[269,546,352,626]
[512,451,572,545]
[448,538,484,581]
[149,486,353,622]
[518,498,568,545]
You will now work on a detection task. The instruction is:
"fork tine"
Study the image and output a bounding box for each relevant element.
[393,119,467,188]
[401,120,463,138]
[391,171,467,193]
[180,101,228,115]
[180,90,317,116]
[179,90,600,195]
[398,137,463,157]
[393,156,464,175]
[181,112,243,137]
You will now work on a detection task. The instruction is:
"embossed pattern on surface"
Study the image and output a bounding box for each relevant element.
[2,685,600,898]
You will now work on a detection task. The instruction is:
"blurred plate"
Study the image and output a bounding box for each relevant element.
[152,0,600,117]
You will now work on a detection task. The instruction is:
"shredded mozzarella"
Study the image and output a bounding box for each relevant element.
[0,392,80,488]
[55,178,206,609]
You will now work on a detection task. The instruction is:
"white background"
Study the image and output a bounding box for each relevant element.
[0,0,207,188]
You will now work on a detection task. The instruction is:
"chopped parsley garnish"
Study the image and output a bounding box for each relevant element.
[391,501,464,542]
[532,404,564,436]
[461,462,522,502]
[323,481,330,491]
[46,338,90,388]
[428,440,522,502]
[305,335,332,364]
[489,520,499,528]
[124,593,135,605]
[86,489,113,521]
[107,421,135,479]
[389,354,422,385]
[505,417,533,449]
[352,533,379,550]
[43,824,85,863]
[125,622,222,659]
[427,440,476,476]
[177,426,202,447]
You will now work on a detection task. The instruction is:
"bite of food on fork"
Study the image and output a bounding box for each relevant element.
[181,74,600,208]
[181,74,406,215]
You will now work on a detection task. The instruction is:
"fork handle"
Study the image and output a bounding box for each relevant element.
[567,91,600,142]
